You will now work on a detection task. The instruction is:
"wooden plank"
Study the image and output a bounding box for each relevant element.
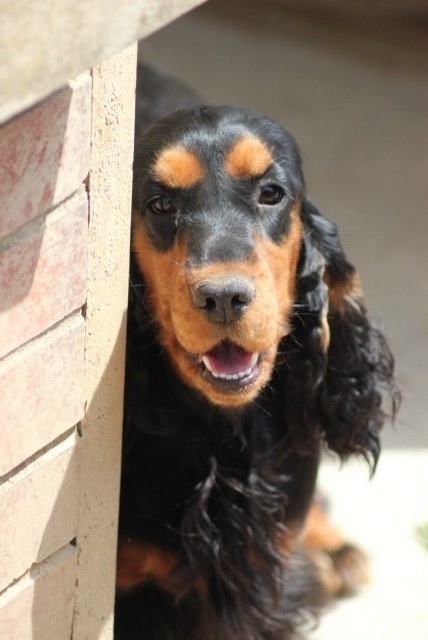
[0,545,77,640]
[0,188,88,359]
[0,434,80,592]
[0,72,91,239]
[0,314,85,476]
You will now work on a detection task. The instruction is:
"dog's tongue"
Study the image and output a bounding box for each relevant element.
[202,341,256,375]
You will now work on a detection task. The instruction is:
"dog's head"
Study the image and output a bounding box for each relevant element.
[132,106,397,461]
[133,106,307,406]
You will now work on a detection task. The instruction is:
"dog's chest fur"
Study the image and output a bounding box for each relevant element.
[121,267,319,553]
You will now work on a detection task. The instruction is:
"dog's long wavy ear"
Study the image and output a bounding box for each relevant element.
[299,197,399,471]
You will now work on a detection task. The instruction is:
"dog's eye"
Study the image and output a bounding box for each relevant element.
[258,185,285,205]
[149,196,175,215]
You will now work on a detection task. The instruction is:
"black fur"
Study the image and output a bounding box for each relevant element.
[115,105,398,640]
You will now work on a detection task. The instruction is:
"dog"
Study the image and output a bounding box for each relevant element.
[114,103,398,640]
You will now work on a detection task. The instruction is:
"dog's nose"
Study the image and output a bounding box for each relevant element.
[192,276,256,323]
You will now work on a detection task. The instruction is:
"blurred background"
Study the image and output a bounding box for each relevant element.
[137,1,428,637]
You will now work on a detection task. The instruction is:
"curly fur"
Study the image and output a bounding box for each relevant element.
[299,199,399,469]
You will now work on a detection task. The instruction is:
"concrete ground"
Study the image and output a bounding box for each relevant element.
[138,1,428,636]
[316,452,428,639]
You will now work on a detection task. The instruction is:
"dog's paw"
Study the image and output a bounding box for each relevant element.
[311,543,370,599]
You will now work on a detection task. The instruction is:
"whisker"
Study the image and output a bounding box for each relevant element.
[251,399,273,418]
[164,255,185,267]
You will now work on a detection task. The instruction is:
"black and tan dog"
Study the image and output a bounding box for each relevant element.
[115,104,398,640]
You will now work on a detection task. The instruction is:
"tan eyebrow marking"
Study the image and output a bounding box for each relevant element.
[153,145,205,188]
[225,135,274,178]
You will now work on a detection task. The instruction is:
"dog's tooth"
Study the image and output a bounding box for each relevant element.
[208,367,255,382]
[202,355,213,372]
[250,353,259,368]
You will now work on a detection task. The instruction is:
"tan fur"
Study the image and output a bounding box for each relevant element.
[321,305,331,352]
[154,145,205,188]
[300,502,370,598]
[275,500,370,598]
[116,541,179,590]
[300,502,345,552]
[276,499,344,559]
[225,136,273,178]
[325,271,363,313]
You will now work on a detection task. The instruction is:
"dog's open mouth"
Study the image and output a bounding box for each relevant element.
[198,340,262,390]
